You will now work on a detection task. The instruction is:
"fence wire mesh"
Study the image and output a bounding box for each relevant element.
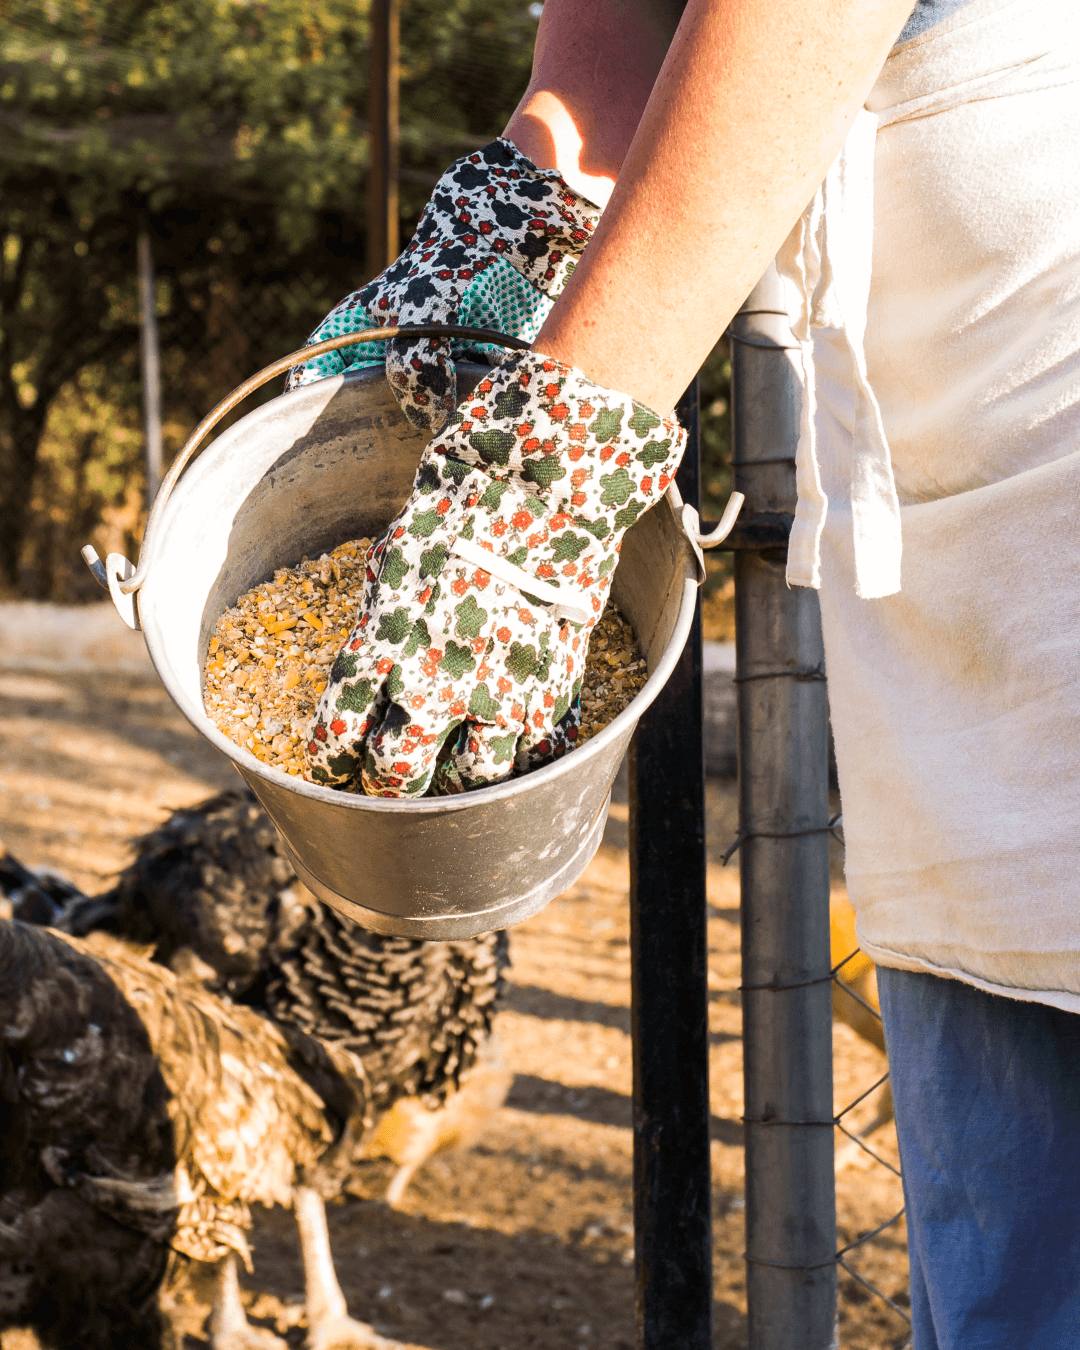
[723,798,913,1347]
[829,817,913,1348]
[832,962,911,1342]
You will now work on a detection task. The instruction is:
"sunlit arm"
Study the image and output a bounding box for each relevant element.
[503,0,686,207]
[524,0,914,413]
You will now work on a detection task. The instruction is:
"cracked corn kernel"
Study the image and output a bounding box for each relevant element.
[202,539,373,780]
[574,605,648,746]
[202,537,648,782]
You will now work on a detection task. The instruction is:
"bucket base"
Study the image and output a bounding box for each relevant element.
[282,793,611,939]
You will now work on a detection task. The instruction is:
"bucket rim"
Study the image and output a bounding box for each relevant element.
[170,551,697,813]
[139,365,699,813]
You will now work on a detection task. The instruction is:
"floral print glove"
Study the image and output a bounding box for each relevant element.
[285,139,600,433]
[304,351,686,797]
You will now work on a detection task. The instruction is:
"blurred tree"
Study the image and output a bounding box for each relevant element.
[0,172,135,585]
[698,338,732,526]
[0,0,737,603]
[0,0,540,594]
[695,338,735,639]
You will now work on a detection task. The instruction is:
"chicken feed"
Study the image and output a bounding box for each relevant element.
[203,538,647,787]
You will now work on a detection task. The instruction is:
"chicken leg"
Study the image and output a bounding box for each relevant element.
[293,1186,403,1350]
[209,1251,287,1350]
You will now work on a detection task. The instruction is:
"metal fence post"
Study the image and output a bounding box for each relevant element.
[732,267,837,1348]
[629,379,712,1349]
[137,228,163,510]
[367,0,400,276]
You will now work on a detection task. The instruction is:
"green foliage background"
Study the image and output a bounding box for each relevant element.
[0,0,731,601]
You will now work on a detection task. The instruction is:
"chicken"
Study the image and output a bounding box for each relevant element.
[359,1034,511,1209]
[57,791,296,1000]
[0,918,390,1350]
[0,791,509,1349]
[60,791,511,1182]
[830,893,893,1169]
[0,921,174,1349]
[0,841,84,927]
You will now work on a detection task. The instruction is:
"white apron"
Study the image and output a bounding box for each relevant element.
[776,0,1080,1008]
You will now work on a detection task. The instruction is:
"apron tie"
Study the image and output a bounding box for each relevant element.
[777,109,903,601]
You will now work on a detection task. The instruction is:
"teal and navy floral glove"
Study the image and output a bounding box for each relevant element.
[285,139,600,433]
[304,351,685,797]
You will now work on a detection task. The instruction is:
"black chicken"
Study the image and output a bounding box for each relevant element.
[0,791,508,1350]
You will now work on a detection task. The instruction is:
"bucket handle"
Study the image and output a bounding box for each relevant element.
[81,325,530,611]
[80,323,742,618]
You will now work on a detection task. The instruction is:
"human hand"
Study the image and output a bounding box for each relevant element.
[304,350,685,797]
[285,139,600,433]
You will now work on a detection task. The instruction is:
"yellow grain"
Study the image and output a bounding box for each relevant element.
[202,536,645,782]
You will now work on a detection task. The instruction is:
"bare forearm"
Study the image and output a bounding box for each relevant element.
[503,0,684,205]
[535,0,913,412]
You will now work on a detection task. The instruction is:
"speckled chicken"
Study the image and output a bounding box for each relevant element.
[0,792,509,1350]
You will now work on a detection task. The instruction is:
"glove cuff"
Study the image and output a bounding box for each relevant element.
[429,139,602,299]
[435,350,686,543]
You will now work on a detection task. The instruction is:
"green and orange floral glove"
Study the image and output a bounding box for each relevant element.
[303,350,686,797]
[284,139,600,433]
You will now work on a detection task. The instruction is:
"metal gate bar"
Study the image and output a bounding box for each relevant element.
[629,379,713,1349]
[628,271,836,1347]
[367,0,400,276]
[731,269,836,1349]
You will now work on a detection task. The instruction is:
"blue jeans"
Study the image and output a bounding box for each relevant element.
[877,966,1080,1349]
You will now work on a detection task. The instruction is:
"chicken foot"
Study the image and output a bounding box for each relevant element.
[293,1185,403,1350]
[209,1251,287,1350]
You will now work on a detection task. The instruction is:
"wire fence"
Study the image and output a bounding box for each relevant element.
[828,812,912,1348]
[831,952,912,1344]
[723,801,912,1347]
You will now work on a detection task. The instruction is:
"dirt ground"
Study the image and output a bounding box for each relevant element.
[0,615,910,1350]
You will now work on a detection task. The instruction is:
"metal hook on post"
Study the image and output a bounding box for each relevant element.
[679,491,745,583]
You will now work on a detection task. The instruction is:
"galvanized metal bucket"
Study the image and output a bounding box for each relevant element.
[83,328,740,937]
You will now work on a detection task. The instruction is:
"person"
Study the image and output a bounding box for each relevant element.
[289,0,1080,1343]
